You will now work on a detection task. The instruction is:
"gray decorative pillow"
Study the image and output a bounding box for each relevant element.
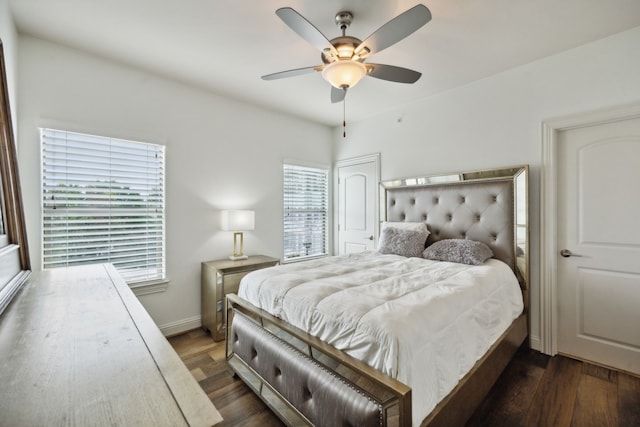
[377,227,428,258]
[422,239,493,265]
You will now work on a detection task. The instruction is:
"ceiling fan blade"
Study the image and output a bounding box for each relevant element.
[331,86,346,103]
[354,4,431,58]
[366,64,422,84]
[276,7,338,56]
[261,66,323,81]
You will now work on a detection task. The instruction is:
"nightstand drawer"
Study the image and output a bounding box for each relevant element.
[217,271,245,296]
[202,255,279,341]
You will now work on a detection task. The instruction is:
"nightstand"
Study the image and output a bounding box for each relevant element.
[201,255,279,341]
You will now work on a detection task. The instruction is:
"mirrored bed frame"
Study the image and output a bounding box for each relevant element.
[226,165,529,427]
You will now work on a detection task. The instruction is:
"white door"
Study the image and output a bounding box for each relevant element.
[557,116,640,375]
[337,159,378,254]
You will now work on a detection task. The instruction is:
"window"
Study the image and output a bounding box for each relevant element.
[283,163,329,262]
[41,129,165,285]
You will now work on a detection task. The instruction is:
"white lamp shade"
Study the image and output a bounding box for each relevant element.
[221,210,255,231]
[322,60,367,89]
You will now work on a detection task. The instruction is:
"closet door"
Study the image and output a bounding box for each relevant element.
[337,155,379,255]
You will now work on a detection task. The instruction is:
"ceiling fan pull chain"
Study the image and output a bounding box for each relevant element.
[343,97,347,138]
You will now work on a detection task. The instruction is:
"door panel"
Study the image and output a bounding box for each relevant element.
[579,268,640,348]
[338,161,377,255]
[579,140,640,245]
[345,174,366,231]
[557,116,640,375]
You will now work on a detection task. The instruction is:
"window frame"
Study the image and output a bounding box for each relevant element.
[40,128,167,289]
[282,161,330,263]
[0,40,31,315]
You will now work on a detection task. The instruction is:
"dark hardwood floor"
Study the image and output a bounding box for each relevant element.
[168,329,640,427]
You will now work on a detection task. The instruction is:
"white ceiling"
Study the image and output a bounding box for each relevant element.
[9,0,640,126]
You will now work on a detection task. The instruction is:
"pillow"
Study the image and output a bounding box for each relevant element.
[381,221,429,234]
[422,239,493,265]
[377,226,429,258]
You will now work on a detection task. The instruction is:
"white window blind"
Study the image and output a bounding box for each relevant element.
[41,128,165,284]
[283,163,329,262]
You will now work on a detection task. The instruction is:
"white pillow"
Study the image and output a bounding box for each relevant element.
[381,221,429,234]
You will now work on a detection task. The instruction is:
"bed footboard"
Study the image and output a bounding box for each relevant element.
[231,312,384,426]
[226,293,412,427]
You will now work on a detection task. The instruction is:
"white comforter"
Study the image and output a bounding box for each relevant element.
[238,252,524,426]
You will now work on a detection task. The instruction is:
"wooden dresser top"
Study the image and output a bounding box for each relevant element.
[0,264,222,426]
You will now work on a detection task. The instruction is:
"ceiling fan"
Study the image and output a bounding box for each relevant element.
[262,4,432,103]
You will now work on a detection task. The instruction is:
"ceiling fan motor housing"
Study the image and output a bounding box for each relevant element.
[322,36,363,63]
[320,12,363,64]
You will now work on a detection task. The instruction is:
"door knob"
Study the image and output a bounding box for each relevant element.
[560,249,584,258]
[367,235,374,240]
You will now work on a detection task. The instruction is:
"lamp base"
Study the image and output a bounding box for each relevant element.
[229,232,248,261]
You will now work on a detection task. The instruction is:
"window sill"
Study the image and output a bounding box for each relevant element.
[130,278,170,296]
[282,254,329,264]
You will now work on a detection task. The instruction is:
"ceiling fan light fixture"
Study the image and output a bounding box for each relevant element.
[322,60,366,89]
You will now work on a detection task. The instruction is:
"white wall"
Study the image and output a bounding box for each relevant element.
[17,35,332,334]
[333,26,640,350]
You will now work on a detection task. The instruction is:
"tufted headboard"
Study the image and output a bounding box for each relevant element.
[380,165,529,290]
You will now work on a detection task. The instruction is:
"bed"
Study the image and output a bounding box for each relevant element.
[225,165,529,427]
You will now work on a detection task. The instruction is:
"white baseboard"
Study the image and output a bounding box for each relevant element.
[159,316,202,337]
